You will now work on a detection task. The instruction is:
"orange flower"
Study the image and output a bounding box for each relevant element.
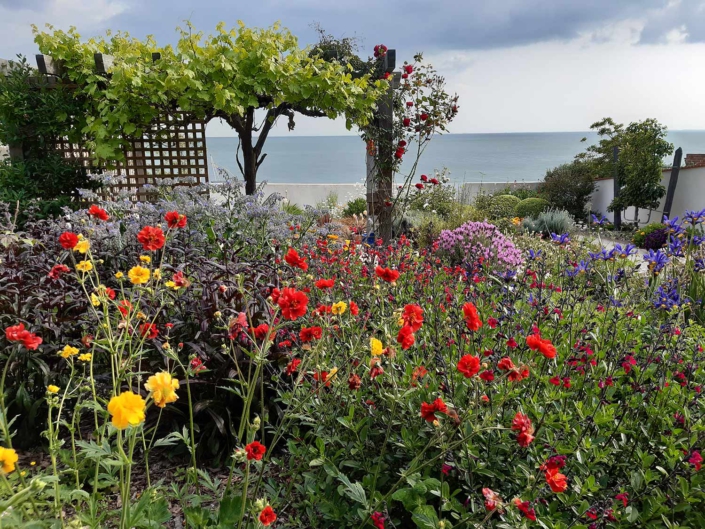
[259,505,277,526]
[107,391,146,429]
[545,467,568,493]
[137,226,165,251]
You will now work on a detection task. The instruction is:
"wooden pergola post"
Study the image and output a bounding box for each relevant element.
[366,50,398,242]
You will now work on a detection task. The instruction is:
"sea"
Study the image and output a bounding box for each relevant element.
[206,130,705,185]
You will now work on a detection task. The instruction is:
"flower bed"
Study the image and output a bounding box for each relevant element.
[1,198,704,528]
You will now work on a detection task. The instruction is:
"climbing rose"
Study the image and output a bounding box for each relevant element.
[457,355,480,378]
[137,226,165,251]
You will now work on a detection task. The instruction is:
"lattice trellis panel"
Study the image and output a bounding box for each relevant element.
[53,112,209,202]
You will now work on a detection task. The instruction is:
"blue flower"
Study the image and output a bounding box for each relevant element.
[644,249,669,274]
[591,213,608,226]
[551,233,570,245]
[653,279,687,310]
[612,244,637,259]
[527,249,543,261]
[684,209,705,226]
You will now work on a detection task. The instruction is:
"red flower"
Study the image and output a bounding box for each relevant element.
[513,498,537,521]
[172,270,190,288]
[420,174,428,182]
[622,354,637,374]
[251,324,269,340]
[420,397,448,422]
[5,324,42,350]
[545,468,568,493]
[137,226,166,251]
[457,355,480,378]
[482,488,501,511]
[245,440,266,461]
[479,369,495,382]
[512,412,535,447]
[285,358,301,376]
[397,325,415,350]
[375,266,400,283]
[270,288,281,303]
[402,304,424,331]
[506,337,518,348]
[315,278,335,289]
[48,264,70,280]
[139,323,159,340]
[258,505,277,526]
[508,366,529,382]
[370,365,384,379]
[58,232,79,249]
[527,332,557,359]
[350,301,359,315]
[284,247,308,271]
[549,376,560,386]
[20,332,42,350]
[371,511,385,529]
[498,357,515,371]
[462,302,483,332]
[118,300,133,317]
[404,64,413,74]
[420,113,429,121]
[615,493,629,507]
[689,450,703,471]
[430,178,439,185]
[299,326,322,342]
[415,183,424,190]
[403,118,411,127]
[105,287,116,300]
[278,288,309,321]
[87,205,109,221]
[348,373,361,390]
[190,357,206,374]
[164,211,187,228]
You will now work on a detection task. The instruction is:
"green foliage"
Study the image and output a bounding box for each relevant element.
[538,161,595,220]
[498,185,538,200]
[576,117,673,212]
[633,222,667,248]
[406,204,484,247]
[408,182,457,218]
[514,197,549,218]
[282,201,305,216]
[472,191,494,215]
[489,194,521,219]
[342,197,367,217]
[0,57,100,218]
[522,209,574,235]
[33,22,387,192]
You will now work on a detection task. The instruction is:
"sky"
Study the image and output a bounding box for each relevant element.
[1,0,705,137]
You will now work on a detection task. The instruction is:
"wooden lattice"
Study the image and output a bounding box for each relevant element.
[53,112,209,202]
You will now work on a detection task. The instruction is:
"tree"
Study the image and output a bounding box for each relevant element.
[33,22,388,194]
[576,117,673,213]
[538,161,595,220]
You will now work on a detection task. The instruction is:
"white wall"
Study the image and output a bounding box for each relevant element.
[590,166,705,224]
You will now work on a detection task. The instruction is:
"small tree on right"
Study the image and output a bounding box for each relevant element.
[576,117,673,215]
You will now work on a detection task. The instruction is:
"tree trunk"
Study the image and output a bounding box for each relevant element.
[241,139,258,195]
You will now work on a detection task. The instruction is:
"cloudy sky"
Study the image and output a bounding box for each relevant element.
[1,0,705,137]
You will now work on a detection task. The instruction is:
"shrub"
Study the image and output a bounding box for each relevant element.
[515,197,549,218]
[409,181,457,218]
[644,228,668,250]
[342,197,367,217]
[436,220,524,269]
[633,222,667,248]
[538,161,595,220]
[407,205,485,247]
[489,194,521,219]
[472,190,494,215]
[522,209,574,236]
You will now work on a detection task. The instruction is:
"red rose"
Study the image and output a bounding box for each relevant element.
[420,113,429,121]
[462,302,483,332]
[59,232,79,249]
[299,326,322,342]
[403,118,411,127]
[258,506,277,526]
[457,355,480,378]
[404,64,413,74]
[375,266,400,283]
[277,288,309,321]
[87,205,109,221]
[396,325,415,350]
[415,183,424,190]
[139,323,159,340]
[284,247,308,271]
[137,226,165,251]
[430,178,439,185]
[420,174,428,182]
[315,278,335,289]
[164,211,187,228]
[245,440,266,461]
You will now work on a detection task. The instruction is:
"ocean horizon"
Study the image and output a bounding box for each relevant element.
[206,130,705,185]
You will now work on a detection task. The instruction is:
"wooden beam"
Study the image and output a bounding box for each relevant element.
[152,52,161,62]
[612,146,621,231]
[35,54,64,76]
[662,147,683,221]
[94,53,114,74]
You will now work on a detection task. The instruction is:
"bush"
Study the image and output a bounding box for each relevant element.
[515,197,549,218]
[436,220,524,269]
[472,190,494,215]
[342,197,367,217]
[407,205,485,247]
[522,209,574,236]
[489,194,521,219]
[633,222,667,248]
[538,161,595,221]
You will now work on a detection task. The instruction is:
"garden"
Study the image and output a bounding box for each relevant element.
[0,21,704,529]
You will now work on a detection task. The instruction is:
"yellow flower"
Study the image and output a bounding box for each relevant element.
[107,391,146,430]
[139,255,151,263]
[47,385,60,394]
[511,217,522,226]
[128,266,150,285]
[136,311,147,320]
[152,269,162,281]
[165,280,179,290]
[30,461,36,466]
[91,293,100,307]
[331,301,347,315]
[78,353,92,362]
[0,447,18,474]
[60,345,79,359]
[327,234,339,241]
[74,239,90,254]
[370,337,383,356]
[76,261,93,273]
[327,367,339,380]
[144,372,180,408]
[115,271,124,279]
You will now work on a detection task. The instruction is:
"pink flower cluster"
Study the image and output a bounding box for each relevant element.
[437,221,524,269]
